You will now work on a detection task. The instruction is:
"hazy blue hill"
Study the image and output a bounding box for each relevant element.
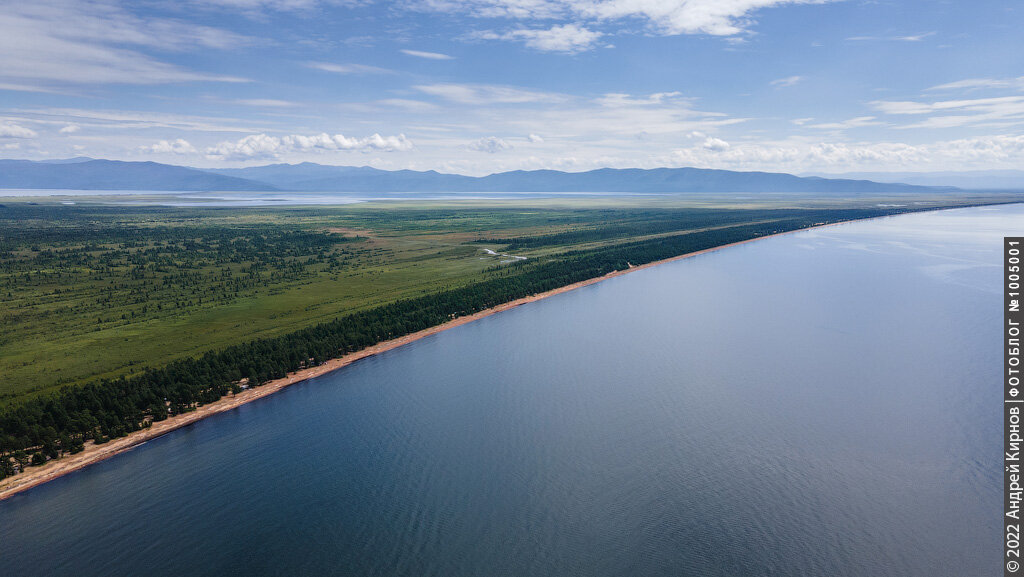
[0,159,277,191]
[208,162,370,189]
[208,162,953,193]
[473,167,951,193]
[806,170,1024,191]
[207,163,477,191]
[0,158,959,193]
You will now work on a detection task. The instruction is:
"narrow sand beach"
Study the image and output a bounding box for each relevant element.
[0,219,861,501]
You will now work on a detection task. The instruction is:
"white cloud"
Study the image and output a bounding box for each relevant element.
[11,107,270,133]
[927,76,1024,92]
[668,134,1024,172]
[0,0,250,86]
[189,0,340,11]
[141,138,197,155]
[473,24,602,53]
[411,0,836,40]
[205,132,414,160]
[232,99,297,107]
[701,136,730,151]
[770,75,803,87]
[871,96,1024,129]
[893,32,935,42]
[0,122,37,138]
[59,124,80,134]
[807,116,882,130]
[305,61,394,74]
[596,91,686,107]
[469,136,513,153]
[414,83,567,104]
[399,49,454,60]
[377,99,440,111]
[846,32,936,42]
[528,133,544,143]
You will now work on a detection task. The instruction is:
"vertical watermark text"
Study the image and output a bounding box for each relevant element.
[1007,237,1023,575]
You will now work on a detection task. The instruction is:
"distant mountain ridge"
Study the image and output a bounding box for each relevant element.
[0,158,961,193]
[0,159,276,191]
[805,170,1024,191]
[210,163,955,193]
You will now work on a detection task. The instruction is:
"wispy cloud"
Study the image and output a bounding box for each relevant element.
[869,96,1024,129]
[305,61,395,74]
[770,75,803,87]
[807,116,883,130]
[232,99,298,107]
[472,24,602,53]
[0,0,251,87]
[409,0,839,47]
[9,107,271,133]
[927,76,1024,92]
[414,83,567,105]
[846,31,936,42]
[400,49,454,60]
[377,99,440,111]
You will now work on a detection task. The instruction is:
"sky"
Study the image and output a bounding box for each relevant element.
[0,0,1022,175]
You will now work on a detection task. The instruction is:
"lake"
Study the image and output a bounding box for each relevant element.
[1,204,1017,576]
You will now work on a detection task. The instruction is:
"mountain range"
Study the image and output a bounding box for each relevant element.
[804,170,1024,191]
[0,157,966,193]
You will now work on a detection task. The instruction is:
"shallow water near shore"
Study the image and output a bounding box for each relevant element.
[1,204,1019,576]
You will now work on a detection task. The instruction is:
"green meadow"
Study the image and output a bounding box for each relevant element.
[0,194,1014,406]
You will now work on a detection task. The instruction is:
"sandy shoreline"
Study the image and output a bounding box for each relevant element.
[0,217,876,501]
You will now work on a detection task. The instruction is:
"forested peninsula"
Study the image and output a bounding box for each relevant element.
[0,202,1004,491]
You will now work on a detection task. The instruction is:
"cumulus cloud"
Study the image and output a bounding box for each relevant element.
[59,123,80,134]
[399,49,454,60]
[141,138,198,155]
[528,133,544,143]
[205,132,414,160]
[701,136,730,151]
[473,24,602,53]
[0,122,37,138]
[469,136,513,153]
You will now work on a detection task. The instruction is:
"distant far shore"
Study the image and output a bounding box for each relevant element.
[0,209,970,501]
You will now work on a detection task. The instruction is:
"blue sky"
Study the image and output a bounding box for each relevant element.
[0,0,1021,175]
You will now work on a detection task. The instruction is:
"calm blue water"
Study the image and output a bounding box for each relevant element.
[1,205,1019,576]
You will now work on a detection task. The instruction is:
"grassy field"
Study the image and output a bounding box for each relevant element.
[1,193,1018,405]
